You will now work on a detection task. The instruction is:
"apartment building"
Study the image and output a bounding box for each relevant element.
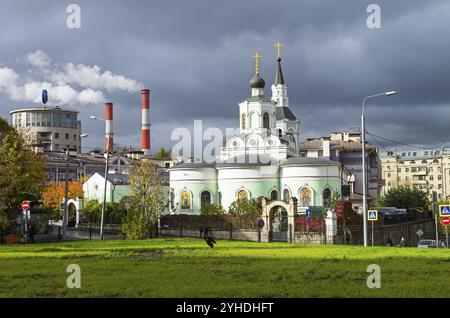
[380,148,450,201]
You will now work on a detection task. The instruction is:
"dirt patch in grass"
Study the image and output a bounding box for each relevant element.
[133,249,164,259]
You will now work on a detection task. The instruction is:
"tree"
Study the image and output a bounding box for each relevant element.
[201,203,226,216]
[377,186,430,211]
[42,181,84,219]
[122,160,164,239]
[0,118,45,210]
[228,198,260,217]
[155,147,171,158]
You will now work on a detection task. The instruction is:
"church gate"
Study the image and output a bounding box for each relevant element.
[261,198,297,243]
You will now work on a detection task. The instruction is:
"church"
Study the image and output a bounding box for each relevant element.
[169,45,351,215]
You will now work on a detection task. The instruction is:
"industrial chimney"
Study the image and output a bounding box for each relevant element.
[141,89,150,155]
[105,102,113,152]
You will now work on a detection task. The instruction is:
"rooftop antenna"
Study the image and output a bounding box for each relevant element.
[42,89,48,107]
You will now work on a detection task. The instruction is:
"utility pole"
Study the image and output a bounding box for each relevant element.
[63,147,70,240]
[100,148,110,240]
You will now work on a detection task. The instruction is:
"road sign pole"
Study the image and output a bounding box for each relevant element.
[372,221,374,247]
[435,214,439,246]
[24,211,28,244]
[445,225,448,248]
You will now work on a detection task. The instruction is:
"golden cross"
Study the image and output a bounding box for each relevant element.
[252,52,261,74]
[274,42,283,59]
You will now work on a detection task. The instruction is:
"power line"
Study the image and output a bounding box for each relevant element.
[365,130,425,150]
[366,133,391,154]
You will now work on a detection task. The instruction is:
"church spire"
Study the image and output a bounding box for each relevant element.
[271,42,289,107]
[274,42,285,85]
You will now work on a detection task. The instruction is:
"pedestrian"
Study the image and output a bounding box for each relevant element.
[397,236,405,247]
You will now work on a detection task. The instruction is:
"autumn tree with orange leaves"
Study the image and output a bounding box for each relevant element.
[42,181,84,219]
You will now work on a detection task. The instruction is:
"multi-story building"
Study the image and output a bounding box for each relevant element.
[10,106,82,152]
[299,132,382,206]
[380,148,450,201]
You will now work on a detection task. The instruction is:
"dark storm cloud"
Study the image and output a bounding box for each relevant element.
[0,0,449,153]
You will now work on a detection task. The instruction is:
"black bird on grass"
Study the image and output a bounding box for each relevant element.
[201,225,216,248]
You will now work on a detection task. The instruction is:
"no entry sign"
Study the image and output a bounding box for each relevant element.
[440,217,450,226]
[21,201,30,211]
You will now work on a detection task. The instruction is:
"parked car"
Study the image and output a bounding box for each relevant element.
[417,239,437,248]
[417,239,447,248]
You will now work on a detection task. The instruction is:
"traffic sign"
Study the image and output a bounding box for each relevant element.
[440,217,450,226]
[416,229,424,238]
[21,201,30,211]
[439,205,450,217]
[368,210,378,221]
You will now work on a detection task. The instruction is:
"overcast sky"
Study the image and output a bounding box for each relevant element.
[0,0,449,154]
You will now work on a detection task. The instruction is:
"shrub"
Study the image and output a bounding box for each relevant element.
[201,203,226,216]
[294,216,325,232]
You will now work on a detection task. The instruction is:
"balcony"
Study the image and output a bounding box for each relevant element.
[37,137,52,144]
[412,170,427,176]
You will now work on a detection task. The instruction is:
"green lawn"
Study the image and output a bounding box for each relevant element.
[0,238,449,297]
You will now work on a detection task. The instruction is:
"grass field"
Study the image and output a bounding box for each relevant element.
[0,238,449,297]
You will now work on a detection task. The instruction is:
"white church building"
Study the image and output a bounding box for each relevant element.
[169,49,351,216]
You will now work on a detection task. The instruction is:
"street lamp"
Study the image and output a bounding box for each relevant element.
[361,91,396,247]
[62,133,88,240]
[90,115,109,240]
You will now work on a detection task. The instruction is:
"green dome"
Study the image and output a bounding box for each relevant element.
[249,73,265,89]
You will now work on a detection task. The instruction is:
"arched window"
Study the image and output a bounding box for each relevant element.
[237,189,249,202]
[241,114,246,129]
[299,188,312,207]
[263,112,270,129]
[322,188,332,208]
[270,190,278,201]
[200,191,211,209]
[180,191,191,210]
[283,189,291,201]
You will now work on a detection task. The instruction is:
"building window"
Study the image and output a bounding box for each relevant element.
[65,133,69,140]
[438,175,442,180]
[406,168,409,172]
[55,133,59,139]
[180,191,191,210]
[398,168,401,173]
[241,114,246,129]
[73,134,77,141]
[283,189,291,201]
[299,188,312,207]
[54,144,59,150]
[270,190,278,201]
[388,173,391,178]
[170,191,175,211]
[200,191,211,210]
[263,112,270,129]
[430,175,434,181]
[322,188,331,207]
[278,129,282,138]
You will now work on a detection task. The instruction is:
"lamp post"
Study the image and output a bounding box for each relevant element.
[62,133,88,240]
[90,115,110,240]
[362,91,396,247]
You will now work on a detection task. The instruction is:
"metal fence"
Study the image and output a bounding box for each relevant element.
[0,223,123,244]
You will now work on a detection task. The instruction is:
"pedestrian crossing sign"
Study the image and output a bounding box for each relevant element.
[439,205,450,217]
[368,210,378,221]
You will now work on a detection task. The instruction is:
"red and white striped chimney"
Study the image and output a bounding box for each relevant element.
[105,102,113,152]
[141,89,150,155]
